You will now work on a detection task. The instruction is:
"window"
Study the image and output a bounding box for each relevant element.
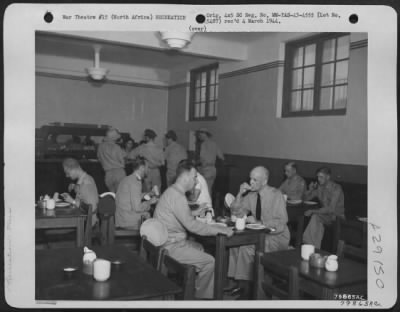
[282,33,350,117]
[189,63,219,120]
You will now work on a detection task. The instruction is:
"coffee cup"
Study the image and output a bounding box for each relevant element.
[93,259,111,282]
[46,199,56,210]
[235,217,246,231]
[301,244,315,261]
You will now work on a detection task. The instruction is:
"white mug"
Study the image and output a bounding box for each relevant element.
[93,259,111,282]
[46,199,56,210]
[235,217,246,231]
[301,244,315,261]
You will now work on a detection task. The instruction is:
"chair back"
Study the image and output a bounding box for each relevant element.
[160,252,196,300]
[258,251,300,300]
[79,202,93,247]
[337,239,367,263]
[334,217,367,257]
[139,235,166,271]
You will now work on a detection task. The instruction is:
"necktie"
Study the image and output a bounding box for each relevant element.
[256,193,262,221]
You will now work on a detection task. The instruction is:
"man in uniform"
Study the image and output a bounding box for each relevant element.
[164,130,187,186]
[279,161,307,200]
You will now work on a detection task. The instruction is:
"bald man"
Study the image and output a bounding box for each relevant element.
[97,128,127,193]
[227,166,290,298]
[279,162,306,200]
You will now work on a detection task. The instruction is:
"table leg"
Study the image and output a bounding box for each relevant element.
[214,234,226,300]
[252,232,266,299]
[76,217,85,247]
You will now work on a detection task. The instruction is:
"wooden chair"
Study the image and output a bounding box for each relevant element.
[80,202,93,247]
[160,252,196,300]
[337,239,367,263]
[139,235,166,271]
[334,217,367,255]
[257,251,300,300]
[97,192,144,245]
[295,215,306,249]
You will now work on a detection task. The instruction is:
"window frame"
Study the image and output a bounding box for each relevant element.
[189,63,219,121]
[282,32,350,117]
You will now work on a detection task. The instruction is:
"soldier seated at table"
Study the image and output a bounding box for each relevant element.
[227,166,290,299]
[279,161,307,201]
[303,167,345,249]
[115,156,158,230]
[153,160,233,300]
[61,158,99,227]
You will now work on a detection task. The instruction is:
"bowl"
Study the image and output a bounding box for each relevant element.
[309,253,327,268]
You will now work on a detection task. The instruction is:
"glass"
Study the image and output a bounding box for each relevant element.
[201,87,206,101]
[292,46,304,67]
[303,67,315,88]
[290,91,302,112]
[322,38,336,62]
[209,101,215,116]
[209,85,215,100]
[292,69,303,89]
[334,85,347,109]
[210,70,215,84]
[320,87,333,110]
[302,89,314,111]
[200,102,205,117]
[304,44,316,65]
[194,103,200,117]
[201,72,207,86]
[335,60,349,84]
[336,35,350,60]
[321,63,335,86]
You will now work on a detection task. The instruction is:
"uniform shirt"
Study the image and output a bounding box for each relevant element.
[199,139,224,168]
[164,141,188,174]
[97,139,126,171]
[75,172,99,226]
[305,181,345,216]
[194,173,212,208]
[129,141,164,169]
[231,185,289,234]
[115,173,151,228]
[153,185,221,243]
[279,174,306,200]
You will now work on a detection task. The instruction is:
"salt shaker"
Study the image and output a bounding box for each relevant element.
[325,255,339,272]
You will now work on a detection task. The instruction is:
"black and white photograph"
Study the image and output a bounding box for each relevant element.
[3,3,397,309]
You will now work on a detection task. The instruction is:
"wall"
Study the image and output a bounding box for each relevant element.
[36,74,168,145]
[167,33,368,186]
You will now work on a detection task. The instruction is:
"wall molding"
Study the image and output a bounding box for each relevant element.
[350,39,368,50]
[36,71,169,90]
[220,60,285,79]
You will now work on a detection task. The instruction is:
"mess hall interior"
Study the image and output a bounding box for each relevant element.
[34,31,368,301]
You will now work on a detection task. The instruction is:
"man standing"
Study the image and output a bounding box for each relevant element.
[129,129,164,192]
[153,160,233,299]
[303,167,345,249]
[164,130,188,186]
[197,128,224,196]
[279,161,307,200]
[228,166,290,298]
[61,158,99,226]
[115,157,158,230]
[97,128,127,193]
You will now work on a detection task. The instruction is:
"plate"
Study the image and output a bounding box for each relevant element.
[55,202,70,207]
[303,201,318,205]
[213,222,227,227]
[246,224,266,230]
[287,199,302,205]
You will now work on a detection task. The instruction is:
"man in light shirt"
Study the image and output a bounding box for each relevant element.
[164,130,188,186]
[279,162,306,200]
[129,129,164,192]
[153,160,233,299]
[97,128,127,193]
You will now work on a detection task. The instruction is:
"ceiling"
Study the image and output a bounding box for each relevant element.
[36,31,269,70]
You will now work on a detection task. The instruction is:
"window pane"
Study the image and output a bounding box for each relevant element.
[201,72,207,86]
[209,85,215,100]
[214,100,218,116]
[200,102,205,117]
[210,70,216,84]
[322,38,336,62]
[201,87,206,101]
[334,85,347,109]
[292,69,303,89]
[216,73,219,83]
[336,35,350,60]
[335,60,349,84]
[320,87,333,110]
[215,85,219,100]
[195,103,200,117]
[209,101,215,116]
[304,44,316,66]
[302,90,314,111]
[290,91,302,112]
[321,63,335,86]
[195,76,200,88]
[195,88,201,102]
[303,67,315,88]
[292,46,304,68]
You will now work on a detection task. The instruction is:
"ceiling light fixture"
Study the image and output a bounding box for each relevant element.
[159,31,195,49]
[86,45,109,81]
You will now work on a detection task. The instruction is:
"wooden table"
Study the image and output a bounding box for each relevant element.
[261,249,367,300]
[35,205,87,247]
[36,245,182,300]
[195,227,269,300]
